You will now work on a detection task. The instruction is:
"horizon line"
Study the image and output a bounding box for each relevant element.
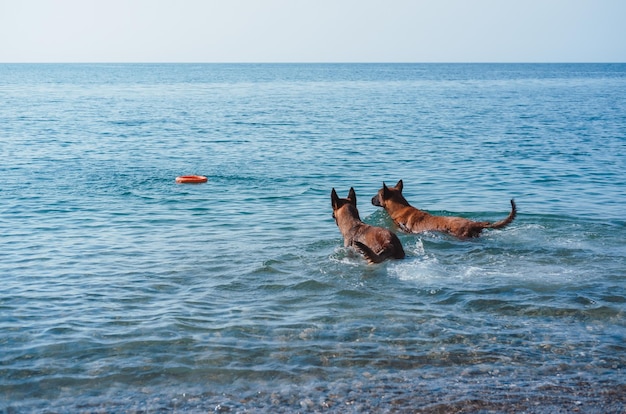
[1,61,625,65]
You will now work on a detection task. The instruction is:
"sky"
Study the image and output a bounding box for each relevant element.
[1,0,625,63]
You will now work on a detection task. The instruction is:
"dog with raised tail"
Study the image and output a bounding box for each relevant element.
[331,187,405,264]
[371,180,516,239]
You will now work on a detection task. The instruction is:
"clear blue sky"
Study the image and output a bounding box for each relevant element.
[1,0,625,63]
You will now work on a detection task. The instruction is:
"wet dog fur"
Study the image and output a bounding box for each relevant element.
[331,187,405,264]
[371,180,516,239]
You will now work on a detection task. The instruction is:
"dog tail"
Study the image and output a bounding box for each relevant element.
[353,241,392,265]
[487,199,517,229]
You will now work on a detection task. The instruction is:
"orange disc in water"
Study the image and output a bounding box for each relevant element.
[175,175,208,184]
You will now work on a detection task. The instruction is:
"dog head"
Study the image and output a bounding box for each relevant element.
[371,179,409,208]
[331,187,361,224]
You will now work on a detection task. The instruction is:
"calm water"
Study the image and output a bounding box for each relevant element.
[1,63,625,413]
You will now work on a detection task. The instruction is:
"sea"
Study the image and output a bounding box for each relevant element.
[1,63,625,413]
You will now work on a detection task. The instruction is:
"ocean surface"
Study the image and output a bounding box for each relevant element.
[1,63,625,413]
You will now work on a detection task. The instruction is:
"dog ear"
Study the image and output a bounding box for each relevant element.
[348,187,357,206]
[331,188,339,209]
[396,179,403,192]
[382,183,391,200]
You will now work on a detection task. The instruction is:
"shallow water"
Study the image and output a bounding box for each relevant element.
[1,63,625,412]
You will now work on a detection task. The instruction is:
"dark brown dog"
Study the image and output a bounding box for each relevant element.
[332,187,405,264]
[371,180,517,239]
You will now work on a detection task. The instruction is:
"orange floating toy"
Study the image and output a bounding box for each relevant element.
[175,175,208,184]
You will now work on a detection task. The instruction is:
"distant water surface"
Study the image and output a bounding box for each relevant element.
[1,63,625,413]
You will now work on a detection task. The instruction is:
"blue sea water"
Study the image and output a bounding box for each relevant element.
[1,63,625,413]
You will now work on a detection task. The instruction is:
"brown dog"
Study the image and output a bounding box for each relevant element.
[332,187,405,264]
[371,180,516,239]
